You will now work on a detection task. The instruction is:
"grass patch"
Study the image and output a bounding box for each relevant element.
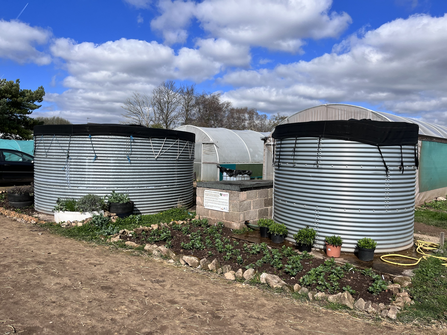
[398,257,447,324]
[414,209,447,229]
[420,199,447,212]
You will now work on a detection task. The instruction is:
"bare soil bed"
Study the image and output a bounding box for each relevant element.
[0,215,426,334]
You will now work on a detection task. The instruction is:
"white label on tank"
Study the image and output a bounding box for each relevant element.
[204,190,229,212]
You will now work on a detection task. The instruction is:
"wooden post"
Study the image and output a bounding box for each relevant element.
[440,232,445,248]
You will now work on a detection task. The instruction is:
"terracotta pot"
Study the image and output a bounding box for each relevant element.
[325,242,341,258]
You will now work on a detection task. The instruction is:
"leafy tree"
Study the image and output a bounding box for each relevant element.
[35,116,71,125]
[0,79,45,139]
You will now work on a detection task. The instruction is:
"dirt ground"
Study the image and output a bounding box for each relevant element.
[2,216,444,334]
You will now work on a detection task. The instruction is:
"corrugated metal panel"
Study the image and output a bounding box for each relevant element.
[273,137,416,253]
[34,134,194,215]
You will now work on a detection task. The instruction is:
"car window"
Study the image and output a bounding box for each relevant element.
[3,151,33,162]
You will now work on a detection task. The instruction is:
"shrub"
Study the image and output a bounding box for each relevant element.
[357,237,377,249]
[54,198,78,212]
[325,235,343,247]
[258,218,274,228]
[7,185,33,195]
[293,226,316,246]
[77,194,105,212]
[107,190,131,204]
[268,222,288,236]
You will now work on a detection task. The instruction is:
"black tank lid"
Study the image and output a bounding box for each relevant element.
[34,124,195,142]
[272,120,419,146]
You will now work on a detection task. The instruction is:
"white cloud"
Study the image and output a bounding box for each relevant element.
[151,0,351,52]
[221,14,447,125]
[150,0,196,44]
[195,38,250,67]
[123,0,151,9]
[137,13,144,24]
[0,20,51,65]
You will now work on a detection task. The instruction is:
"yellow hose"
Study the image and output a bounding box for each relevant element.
[380,240,447,267]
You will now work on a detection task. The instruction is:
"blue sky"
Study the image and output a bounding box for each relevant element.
[1,0,447,126]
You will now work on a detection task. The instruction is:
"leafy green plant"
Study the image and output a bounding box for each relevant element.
[342,285,356,295]
[293,226,316,246]
[54,198,78,212]
[77,194,105,212]
[357,237,377,249]
[268,222,288,236]
[107,190,131,204]
[258,218,274,228]
[325,235,342,247]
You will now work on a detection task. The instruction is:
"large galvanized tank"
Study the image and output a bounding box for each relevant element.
[33,124,195,214]
[272,120,419,253]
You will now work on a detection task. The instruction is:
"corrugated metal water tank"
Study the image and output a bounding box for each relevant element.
[272,120,419,253]
[33,124,195,215]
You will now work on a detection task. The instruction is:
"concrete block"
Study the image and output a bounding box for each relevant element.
[258,189,269,199]
[252,198,264,210]
[240,200,252,212]
[224,211,243,224]
[197,187,204,197]
[196,196,203,206]
[196,207,209,217]
[210,210,225,220]
[264,197,273,207]
[258,207,268,218]
[268,207,273,218]
[239,192,247,201]
[246,210,257,220]
[247,190,258,200]
[268,188,273,198]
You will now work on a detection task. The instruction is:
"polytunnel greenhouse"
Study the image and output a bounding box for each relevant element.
[175,125,269,181]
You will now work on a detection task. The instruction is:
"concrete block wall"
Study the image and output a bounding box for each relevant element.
[196,187,273,229]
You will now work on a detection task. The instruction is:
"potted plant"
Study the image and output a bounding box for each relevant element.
[53,194,105,223]
[258,218,274,238]
[356,237,377,261]
[325,235,343,258]
[107,191,134,218]
[293,226,316,252]
[7,185,34,208]
[268,222,288,244]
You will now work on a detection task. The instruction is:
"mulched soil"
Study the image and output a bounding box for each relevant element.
[120,223,394,305]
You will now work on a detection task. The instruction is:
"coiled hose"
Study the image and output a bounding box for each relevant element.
[380,240,447,267]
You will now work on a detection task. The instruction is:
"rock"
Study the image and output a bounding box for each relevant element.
[354,298,366,311]
[396,291,410,299]
[378,303,386,312]
[387,306,399,320]
[110,235,120,243]
[243,268,256,281]
[298,287,309,295]
[152,249,162,257]
[151,224,159,230]
[76,221,83,227]
[293,284,302,292]
[366,305,377,314]
[200,258,210,270]
[235,269,243,279]
[381,309,388,318]
[260,273,268,284]
[217,268,223,275]
[221,265,232,274]
[182,256,200,268]
[125,241,139,248]
[144,244,158,252]
[328,292,354,309]
[179,257,186,266]
[393,276,411,287]
[314,292,326,301]
[402,269,414,277]
[387,283,401,294]
[437,197,446,201]
[208,259,220,272]
[262,274,287,289]
[224,271,236,281]
[157,245,174,258]
[308,292,314,301]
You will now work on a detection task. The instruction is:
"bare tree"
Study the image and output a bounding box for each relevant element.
[194,93,231,128]
[35,116,71,125]
[151,80,181,129]
[121,92,154,127]
[178,84,196,125]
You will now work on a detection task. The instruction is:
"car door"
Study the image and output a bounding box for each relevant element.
[0,149,34,184]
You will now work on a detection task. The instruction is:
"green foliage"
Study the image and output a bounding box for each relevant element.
[54,198,78,212]
[107,190,131,204]
[268,222,288,236]
[77,194,105,212]
[357,237,377,249]
[0,79,45,139]
[293,226,316,246]
[325,235,343,247]
[284,255,304,276]
[361,267,388,295]
[90,214,119,236]
[342,285,356,295]
[258,218,274,228]
[414,208,447,229]
[399,257,447,324]
[420,199,447,211]
[7,185,33,195]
